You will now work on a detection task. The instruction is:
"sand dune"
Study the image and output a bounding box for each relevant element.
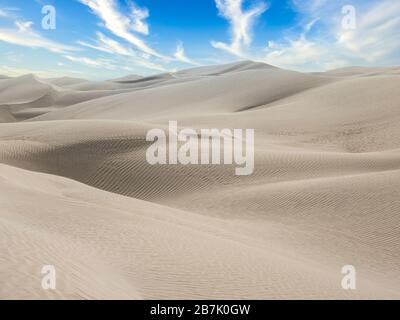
[110,74,143,83]
[1,61,400,299]
[0,74,134,121]
[1,164,399,299]
[32,62,334,121]
[322,66,400,77]
[0,108,15,123]
[44,76,89,87]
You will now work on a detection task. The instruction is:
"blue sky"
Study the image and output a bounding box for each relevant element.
[0,0,399,79]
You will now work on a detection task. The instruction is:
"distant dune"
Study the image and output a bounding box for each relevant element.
[1,61,400,299]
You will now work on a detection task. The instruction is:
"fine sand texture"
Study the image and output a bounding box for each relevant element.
[1,61,400,299]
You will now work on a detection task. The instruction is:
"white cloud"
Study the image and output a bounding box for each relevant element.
[0,9,8,17]
[0,7,18,17]
[263,0,400,70]
[337,1,400,64]
[77,32,171,72]
[174,42,200,66]
[212,0,267,56]
[15,20,33,32]
[78,0,165,59]
[291,0,329,14]
[78,32,133,56]
[263,38,348,71]
[263,18,328,70]
[0,20,77,53]
[130,2,149,35]
[64,55,116,69]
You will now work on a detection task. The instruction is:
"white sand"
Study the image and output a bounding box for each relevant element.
[1,61,400,299]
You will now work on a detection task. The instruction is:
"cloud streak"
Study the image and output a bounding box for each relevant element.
[130,2,149,35]
[337,0,400,64]
[77,32,171,72]
[78,32,133,56]
[174,43,200,66]
[0,20,78,53]
[78,0,165,59]
[212,0,267,56]
[64,54,116,69]
[0,9,8,17]
[263,0,400,71]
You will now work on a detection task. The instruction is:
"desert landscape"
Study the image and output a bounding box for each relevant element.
[1,60,400,299]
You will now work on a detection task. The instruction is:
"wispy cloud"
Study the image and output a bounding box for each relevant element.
[211,0,267,56]
[78,0,165,59]
[130,2,149,35]
[337,0,400,64]
[291,0,330,14]
[174,42,200,66]
[263,34,338,71]
[0,6,19,17]
[78,32,133,56]
[263,0,400,70]
[263,18,330,70]
[0,20,77,53]
[64,55,115,69]
[0,9,8,17]
[77,32,171,72]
